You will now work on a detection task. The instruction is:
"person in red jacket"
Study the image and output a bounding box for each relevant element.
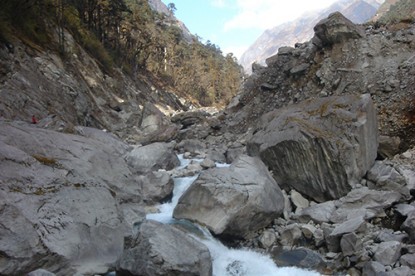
[32,115,38,124]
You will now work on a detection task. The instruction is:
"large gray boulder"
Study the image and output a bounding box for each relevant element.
[247,94,378,202]
[116,220,212,276]
[0,121,154,274]
[313,11,365,47]
[173,155,284,238]
[126,142,180,173]
[0,200,73,275]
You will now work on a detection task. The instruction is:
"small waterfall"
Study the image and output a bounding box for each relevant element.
[146,175,198,224]
[146,155,319,276]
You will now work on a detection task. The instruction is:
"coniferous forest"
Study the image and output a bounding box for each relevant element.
[0,0,243,107]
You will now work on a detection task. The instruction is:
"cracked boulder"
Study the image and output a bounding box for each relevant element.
[173,155,284,238]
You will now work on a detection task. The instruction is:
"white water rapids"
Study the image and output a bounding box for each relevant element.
[146,155,320,276]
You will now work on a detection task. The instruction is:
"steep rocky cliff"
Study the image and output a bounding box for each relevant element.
[227,12,415,151]
[0,0,242,143]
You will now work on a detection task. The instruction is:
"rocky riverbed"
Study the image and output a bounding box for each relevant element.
[3,91,414,275]
[1,10,415,276]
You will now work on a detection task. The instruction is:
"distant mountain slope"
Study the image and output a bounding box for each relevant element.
[240,0,383,73]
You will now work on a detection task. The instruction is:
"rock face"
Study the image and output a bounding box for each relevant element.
[0,121,174,274]
[228,14,415,151]
[0,32,186,142]
[373,241,402,265]
[116,220,212,276]
[247,94,378,202]
[402,210,415,242]
[173,155,285,238]
[271,247,325,271]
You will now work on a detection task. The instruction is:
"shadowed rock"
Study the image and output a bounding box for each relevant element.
[313,11,365,47]
[247,94,378,202]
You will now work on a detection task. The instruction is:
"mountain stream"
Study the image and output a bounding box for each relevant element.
[145,155,320,276]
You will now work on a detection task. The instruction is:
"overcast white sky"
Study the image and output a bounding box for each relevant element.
[223,0,340,30]
[162,0,341,58]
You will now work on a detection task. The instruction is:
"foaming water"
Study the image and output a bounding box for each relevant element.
[145,155,319,276]
[146,175,197,223]
[192,226,320,276]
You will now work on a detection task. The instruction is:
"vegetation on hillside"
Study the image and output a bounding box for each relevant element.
[0,0,52,46]
[0,0,243,107]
